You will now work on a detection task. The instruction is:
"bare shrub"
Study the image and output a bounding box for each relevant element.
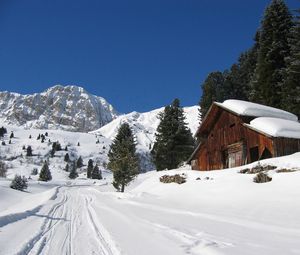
[253,172,272,183]
[160,174,186,184]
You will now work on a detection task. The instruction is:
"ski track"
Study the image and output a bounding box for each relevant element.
[1,185,299,255]
[0,186,120,255]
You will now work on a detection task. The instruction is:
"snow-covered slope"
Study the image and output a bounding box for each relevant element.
[0,153,299,255]
[0,85,118,132]
[92,106,199,171]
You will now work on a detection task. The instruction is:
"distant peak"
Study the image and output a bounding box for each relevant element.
[44,85,87,94]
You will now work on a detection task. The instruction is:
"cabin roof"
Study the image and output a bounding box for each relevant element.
[196,100,298,137]
[245,117,300,139]
[216,100,298,121]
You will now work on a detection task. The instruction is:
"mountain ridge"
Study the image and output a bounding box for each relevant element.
[0,85,118,132]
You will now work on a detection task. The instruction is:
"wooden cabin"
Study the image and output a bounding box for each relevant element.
[189,100,300,171]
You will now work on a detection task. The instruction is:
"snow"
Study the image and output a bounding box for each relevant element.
[217,100,298,121]
[247,117,300,139]
[0,151,300,254]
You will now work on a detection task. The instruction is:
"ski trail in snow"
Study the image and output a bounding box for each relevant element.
[84,195,121,255]
[7,186,121,255]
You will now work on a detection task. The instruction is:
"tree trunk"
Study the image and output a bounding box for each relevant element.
[121,183,125,193]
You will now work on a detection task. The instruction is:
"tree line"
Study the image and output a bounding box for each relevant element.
[199,0,300,119]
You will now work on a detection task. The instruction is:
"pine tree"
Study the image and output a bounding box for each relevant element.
[199,72,225,119]
[283,8,300,116]
[10,175,28,191]
[91,164,102,180]
[10,132,14,139]
[251,0,292,108]
[26,146,33,156]
[65,163,69,172]
[87,159,93,178]
[0,127,7,137]
[64,153,70,162]
[76,156,83,168]
[69,162,78,179]
[108,123,139,192]
[151,99,195,171]
[39,161,52,181]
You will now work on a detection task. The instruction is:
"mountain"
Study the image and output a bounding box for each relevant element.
[92,106,199,171]
[0,85,118,132]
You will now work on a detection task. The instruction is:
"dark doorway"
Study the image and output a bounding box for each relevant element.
[250,146,259,163]
[260,147,272,160]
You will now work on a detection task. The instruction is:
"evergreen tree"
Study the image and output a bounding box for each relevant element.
[223,42,258,101]
[199,72,225,119]
[10,132,14,139]
[10,175,28,191]
[251,0,292,108]
[87,159,94,178]
[0,127,7,137]
[39,161,52,181]
[65,163,69,172]
[29,134,32,139]
[151,99,195,171]
[283,8,300,116]
[69,162,78,179]
[37,134,41,140]
[26,146,33,156]
[76,156,83,168]
[108,123,139,192]
[91,164,102,180]
[64,153,70,162]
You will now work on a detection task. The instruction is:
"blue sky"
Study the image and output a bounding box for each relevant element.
[0,0,298,113]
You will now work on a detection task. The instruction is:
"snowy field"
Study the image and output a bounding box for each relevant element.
[0,152,300,255]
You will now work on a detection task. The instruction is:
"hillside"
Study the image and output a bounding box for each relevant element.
[0,153,299,255]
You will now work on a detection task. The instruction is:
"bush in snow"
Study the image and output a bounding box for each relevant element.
[253,172,272,183]
[0,160,7,177]
[39,161,52,181]
[10,175,28,191]
[2,141,6,146]
[31,168,38,175]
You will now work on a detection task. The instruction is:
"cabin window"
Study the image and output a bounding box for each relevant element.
[250,146,259,163]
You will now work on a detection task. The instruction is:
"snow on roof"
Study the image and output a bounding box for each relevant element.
[247,117,300,139]
[216,100,298,121]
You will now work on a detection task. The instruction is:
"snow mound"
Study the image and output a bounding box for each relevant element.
[248,117,300,139]
[218,100,298,121]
